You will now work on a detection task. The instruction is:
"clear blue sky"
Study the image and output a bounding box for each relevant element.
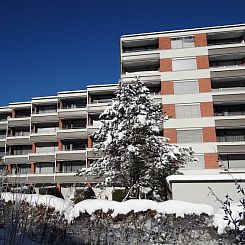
[0,0,245,106]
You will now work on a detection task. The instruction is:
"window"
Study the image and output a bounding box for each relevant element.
[38,105,57,114]
[12,164,31,174]
[175,104,200,119]
[172,58,197,71]
[177,129,203,143]
[182,154,205,169]
[171,36,195,49]
[174,80,199,94]
[0,148,5,158]
[12,146,32,155]
[36,163,54,174]
[62,161,86,173]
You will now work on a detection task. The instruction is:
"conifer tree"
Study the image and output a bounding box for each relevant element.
[81,78,194,201]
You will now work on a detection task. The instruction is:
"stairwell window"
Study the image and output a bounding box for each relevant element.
[171,36,195,49]
[175,104,201,119]
[174,80,199,94]
[177,129,203,143]
[172,58,197,71]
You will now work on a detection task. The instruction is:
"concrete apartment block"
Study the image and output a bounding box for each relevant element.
[1,24,245,201]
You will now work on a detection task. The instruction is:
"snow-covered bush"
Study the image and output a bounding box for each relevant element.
[0,193,238,244]
[79,78,195,201]
[0,193,68,244]
[211,182,245,244]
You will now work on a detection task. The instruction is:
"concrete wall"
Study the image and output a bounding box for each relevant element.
[171,181,245,210]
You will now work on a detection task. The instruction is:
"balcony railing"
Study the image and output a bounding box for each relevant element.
[0,118,8,122]
[62,104,87,109]
[124,69,160,75]
[35,150,57,154]
[33,128,58,134]
[217,135,245,142]
[0,135,6,139]
[33,109,57,115]
[149,91,161,95]
[8,132,30,137]
[6,151,32,156]
[91,99,113,104]
[61,147,87,152]
[123,46,158,53]
[208,39,244,46]
[215,111,245,117]
[212,87,245,92]
[62,125,86,130]
[15,114,31,118]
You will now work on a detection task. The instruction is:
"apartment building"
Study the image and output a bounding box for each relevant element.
[121,23,245,174]
[120,23,245,206]
[1,23,245,201]
[0,84,118,194]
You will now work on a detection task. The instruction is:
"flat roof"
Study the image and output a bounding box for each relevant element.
[167,173,245,183]
[121,23,245,39]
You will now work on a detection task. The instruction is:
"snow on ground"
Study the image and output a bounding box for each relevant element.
[1,192,214,223]
[1,192,73,214]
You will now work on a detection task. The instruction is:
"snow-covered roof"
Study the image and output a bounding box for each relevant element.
[167,173,245,183]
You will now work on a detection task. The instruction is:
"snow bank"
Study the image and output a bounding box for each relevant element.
[1,192,72,214]
[1,193,214,224]
[66,199,214,222]
[213,202,243,234]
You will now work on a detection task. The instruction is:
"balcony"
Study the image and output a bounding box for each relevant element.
[215,111,245,117]
[7,131,30,145]
[123,45,158,53]
[91,98,113,104]
[86,148,103,159]
[58,100,87,119]
[87,99,112,113]
[32,106,58,123]
[212,81,245,103]
[0,117,9,130]
[219,154,245,169]
[214,110,245,128]
[87,120,102,134]
[56,148,87,161]
[0,135,5,147]
[30,127,58,142]
[57,126,87,140]
[8,117,31,127]
[122,38,159,53]
[29,150,56,163]
[4,150,31,164]
[217,135,245,142]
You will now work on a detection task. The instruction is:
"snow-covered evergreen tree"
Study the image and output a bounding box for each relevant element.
[81,78,194,201]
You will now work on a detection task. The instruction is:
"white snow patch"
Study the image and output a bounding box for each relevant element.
[66,199,214,222]
[1,192,73,214]
[1,193,214,224]
[137,114,147,125]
